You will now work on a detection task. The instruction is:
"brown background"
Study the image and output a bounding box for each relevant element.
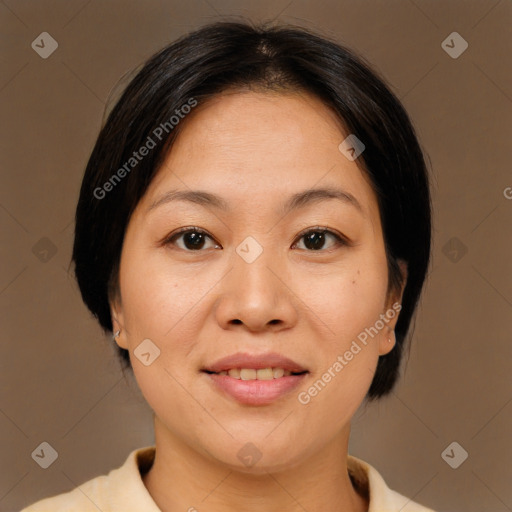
[1,1,511,511]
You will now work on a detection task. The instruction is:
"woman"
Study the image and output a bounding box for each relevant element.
[22,21,435,512]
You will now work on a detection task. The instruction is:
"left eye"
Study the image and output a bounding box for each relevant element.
[292,228,346,251]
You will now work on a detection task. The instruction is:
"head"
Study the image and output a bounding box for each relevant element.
[72,21,431,470]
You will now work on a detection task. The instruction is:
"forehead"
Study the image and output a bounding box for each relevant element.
[141,90,379,222]
[162,90,346,169]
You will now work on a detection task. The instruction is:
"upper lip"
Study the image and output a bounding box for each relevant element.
[203,352,308,373]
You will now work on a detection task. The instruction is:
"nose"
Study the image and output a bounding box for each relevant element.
[214,246,298,333]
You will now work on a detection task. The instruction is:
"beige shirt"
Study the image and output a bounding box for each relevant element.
[21,445,436,512]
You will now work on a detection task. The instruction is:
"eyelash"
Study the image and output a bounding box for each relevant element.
[162,226,349,252]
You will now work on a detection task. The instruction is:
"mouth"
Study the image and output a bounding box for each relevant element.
[202,352,309,405]
[203,367,307,380]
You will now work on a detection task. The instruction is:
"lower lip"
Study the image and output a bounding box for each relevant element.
[204,372,308,406]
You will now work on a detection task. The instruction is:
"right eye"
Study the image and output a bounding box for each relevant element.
[163,227,221,251]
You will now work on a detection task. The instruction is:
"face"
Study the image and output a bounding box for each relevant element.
[111,90,405,473]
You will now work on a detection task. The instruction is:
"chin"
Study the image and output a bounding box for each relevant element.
[199,436,311,476]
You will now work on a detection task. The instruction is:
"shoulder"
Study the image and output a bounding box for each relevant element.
[20,474,110,512]
[20,445,158,512]
[347,454,437,512]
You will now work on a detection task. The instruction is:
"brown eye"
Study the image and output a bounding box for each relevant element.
[164,227,220,251]
[293,228,347,251]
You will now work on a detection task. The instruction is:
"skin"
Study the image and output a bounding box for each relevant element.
[110,90,407,512]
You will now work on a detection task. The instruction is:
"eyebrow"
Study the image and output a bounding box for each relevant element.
[147,186,363,215]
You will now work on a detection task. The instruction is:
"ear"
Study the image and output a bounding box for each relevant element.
[379,259,408,356]
[110,293,128,350]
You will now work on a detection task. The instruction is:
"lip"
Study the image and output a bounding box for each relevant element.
[202,352,308,373]
[202,352,309,406]
[205,372,308,406]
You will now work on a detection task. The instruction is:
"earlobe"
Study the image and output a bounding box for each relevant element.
[110,301,128,350]
[379,326,396,356]
[111,322,128,350]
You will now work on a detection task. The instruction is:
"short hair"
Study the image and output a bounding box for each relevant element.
[72,21,432,400]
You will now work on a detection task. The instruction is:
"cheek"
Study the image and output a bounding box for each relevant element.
[292,250,388,410]
[293,266,387,438]
[294,251,389,344]
[118,252,208,428]
[119,248,209,342]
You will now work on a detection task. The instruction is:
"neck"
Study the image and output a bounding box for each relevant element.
[142,416,368,512]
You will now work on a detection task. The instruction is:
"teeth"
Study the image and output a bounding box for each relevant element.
[256,368,274,380]
[240,369,257,380]
[273,368,284,378]
[217,367,299,380]
[228,368,240,379]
